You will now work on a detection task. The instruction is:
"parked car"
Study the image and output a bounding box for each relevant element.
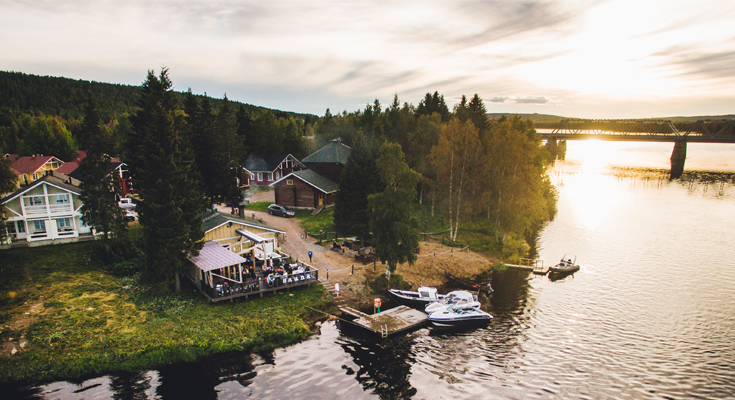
[118,198,136,210]
[123,210,136,222]
[267,204,295,218]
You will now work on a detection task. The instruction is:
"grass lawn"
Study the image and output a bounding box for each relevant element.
[0,241,333,384]
[244,201,336,239]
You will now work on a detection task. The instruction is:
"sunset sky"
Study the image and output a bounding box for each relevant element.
[3,0,735,118]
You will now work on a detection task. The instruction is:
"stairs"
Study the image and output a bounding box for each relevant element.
[323,281,347,306]
[311,205,324,216]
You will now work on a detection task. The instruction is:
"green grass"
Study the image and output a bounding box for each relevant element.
[0,241,334,384]
[298,207,335,236]
[243,201,271,213]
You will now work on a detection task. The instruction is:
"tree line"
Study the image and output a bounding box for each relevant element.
[328,92,557,275]
[0,68,313,292]
[0,70,317,161]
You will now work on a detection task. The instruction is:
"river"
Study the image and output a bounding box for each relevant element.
[7,141,735,399]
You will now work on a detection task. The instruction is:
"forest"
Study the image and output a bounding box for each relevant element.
[0,70,317,160]
[320,92,557,263]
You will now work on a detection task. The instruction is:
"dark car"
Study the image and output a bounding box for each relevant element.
[268,204,295,218]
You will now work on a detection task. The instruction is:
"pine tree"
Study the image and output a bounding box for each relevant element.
[468,94,488,139]
[130,69,206,293]
[334,134,382,243]
[214,95,243,205]
[78,91,126,247]
[368,142,422,278]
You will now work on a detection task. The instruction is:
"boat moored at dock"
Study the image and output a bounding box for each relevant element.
[428,305,493,327]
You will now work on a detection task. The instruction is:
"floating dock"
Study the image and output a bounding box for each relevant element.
[505,259,550,275]
[339,305,428,337]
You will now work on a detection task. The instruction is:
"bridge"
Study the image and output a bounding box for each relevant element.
[539,119,735,178]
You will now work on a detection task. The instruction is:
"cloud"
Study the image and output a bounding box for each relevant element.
[488,97,509,103]
[514,97,549,104]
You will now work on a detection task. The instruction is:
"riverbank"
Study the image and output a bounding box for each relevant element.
[0,242,334,385]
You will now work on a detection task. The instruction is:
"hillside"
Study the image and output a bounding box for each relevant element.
[0,70,318,123]
[488,112,735,127]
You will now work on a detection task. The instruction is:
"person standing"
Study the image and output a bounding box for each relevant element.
[335,282,340,298]
[308,250,313,263]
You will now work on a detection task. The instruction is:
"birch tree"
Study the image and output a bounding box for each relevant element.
[429,118,482,242]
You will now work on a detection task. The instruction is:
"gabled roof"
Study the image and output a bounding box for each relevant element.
[1,175,80,204]
[270,169,339,194]
[11,155,64,174]
[201,210,286,234]
[302,138,351,165]
[189,241,248,271]
[56,161,81,174]
[244,153,301,173]
[68,162,124,182]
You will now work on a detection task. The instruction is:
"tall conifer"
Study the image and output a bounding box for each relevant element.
[130,69,206,293]
[78,91,126,247]
[334,134,382,242]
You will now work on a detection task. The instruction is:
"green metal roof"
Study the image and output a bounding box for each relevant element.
[289,169,339,193]
[200,210,286,234]
[302,139,351,165]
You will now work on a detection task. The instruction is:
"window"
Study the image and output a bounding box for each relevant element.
[249,173,255,180]
[32,173,39,180]
[257,172,263,181]
[16,221,25,233]
[29,196,44,206]
[57,218,72,231]
[32,220,46,233]
[266,173,272,181]
[286,179,293,186]
[54,194,69,204]
[7,223,16,234]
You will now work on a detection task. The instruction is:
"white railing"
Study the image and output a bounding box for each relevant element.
[25,205,47,216]
[24,203,73,216]
[49,203,72,213]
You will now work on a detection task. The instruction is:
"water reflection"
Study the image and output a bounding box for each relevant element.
[339,333,417,399]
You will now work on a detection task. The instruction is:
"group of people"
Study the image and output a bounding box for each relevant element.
[265,263,308,287]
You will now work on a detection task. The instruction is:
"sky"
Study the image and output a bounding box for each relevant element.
[2,0,735,119]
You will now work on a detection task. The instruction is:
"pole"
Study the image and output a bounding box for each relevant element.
[351,264,354,275]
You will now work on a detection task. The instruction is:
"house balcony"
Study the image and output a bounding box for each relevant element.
[24,203,74,217]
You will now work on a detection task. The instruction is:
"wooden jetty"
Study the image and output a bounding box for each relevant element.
[339,305,428,338]
[505,258,549,275]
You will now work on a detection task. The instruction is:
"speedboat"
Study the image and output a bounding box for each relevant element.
[424,290,481,313]
[387,287,447,309]
[428,305,493,327]
[549,254,580,274]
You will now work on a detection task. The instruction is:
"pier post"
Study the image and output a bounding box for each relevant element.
[558,140,567,160]
[670,139,687,179]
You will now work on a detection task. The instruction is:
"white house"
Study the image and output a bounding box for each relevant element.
[1,175,92,246]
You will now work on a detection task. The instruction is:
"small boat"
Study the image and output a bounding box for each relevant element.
[444,271,481,290]
[387,287,447,309]
[428,305,493,327]
[424,290,481,313]
[549,254,580,274]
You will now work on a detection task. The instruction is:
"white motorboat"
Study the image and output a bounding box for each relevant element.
[424,290,480,313]
[428,305,493,327]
